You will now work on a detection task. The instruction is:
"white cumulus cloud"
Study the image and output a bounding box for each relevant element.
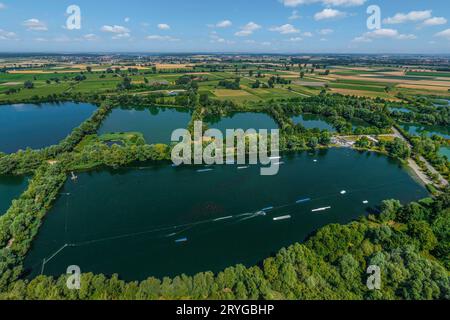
[318,28,334,35]
[422,17,447,27]
[352,28,416,42]
[101,25,130,39]
[216,20,232,28]
[235,22,261,37]
[280,0,365,7]
[23,19,48,31]
[157,23,171,30]
[83,34,99,41]
[0,29,17,40]
[314,8,346,21]
[101,25,130,34]
[146,35,179,41]
[384,10,432,24]
[289,10,301,20]
[435,28,450,40]
[269,24,300,34]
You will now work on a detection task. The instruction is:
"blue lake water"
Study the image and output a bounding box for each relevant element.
[0,103,96,153]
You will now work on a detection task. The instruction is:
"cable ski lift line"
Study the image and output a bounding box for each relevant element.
[52,177,412,251]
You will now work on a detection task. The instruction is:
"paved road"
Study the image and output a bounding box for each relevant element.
[392,127,448,187]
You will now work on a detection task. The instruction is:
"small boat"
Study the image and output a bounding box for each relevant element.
[70,172,78,181]
[261,206,274,211]
[296,198,311,204]
[255,211,267,216]
[273,215,291,221]
[312,206,331,212]
[340,190,347,195]
[175,238,188,243]
[237,166,249,170]
[313,160,318,163]
[363,200,369,204]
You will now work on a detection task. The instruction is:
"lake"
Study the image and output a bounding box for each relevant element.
[0,176,28,216]
[400,123,450,139]
[292,114,336,131]
[98,107,192,144]
[24,148,427,281]
[389,107,412,113]
[0,103,97,153]
[205,113,278,134]
[440,146,450,159]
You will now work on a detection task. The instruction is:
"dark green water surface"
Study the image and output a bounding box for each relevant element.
[292,114,336,131]
[98,107,192,144]
[205,113,278,133]
[0,175,28,216]
[24,148,427,281]
[400,123,450,139]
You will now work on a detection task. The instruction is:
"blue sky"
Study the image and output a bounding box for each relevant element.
[1,0,450,53]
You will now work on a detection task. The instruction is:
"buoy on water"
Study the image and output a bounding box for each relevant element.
[273,215,291,221]
[312,206,331,212]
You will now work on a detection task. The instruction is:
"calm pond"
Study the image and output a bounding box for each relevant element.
[25,148,427,281]
[292,114,336,131]
[205,113,278,133]
[400,123,450,139]
[0,103,96,153]
[440,146,450,159]
[0,176,28,216]
[98,107,192,144]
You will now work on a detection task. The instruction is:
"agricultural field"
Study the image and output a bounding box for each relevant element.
[3,62,450,105]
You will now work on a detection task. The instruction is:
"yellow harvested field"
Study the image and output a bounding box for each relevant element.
[185,72,211,75]
[335,67,374,72]
[0,82,22,86]
[155,63,194,69]
[213,89,253,97]
[326,74,450,87]
[8,70,56,74]
[378,71,406,76]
